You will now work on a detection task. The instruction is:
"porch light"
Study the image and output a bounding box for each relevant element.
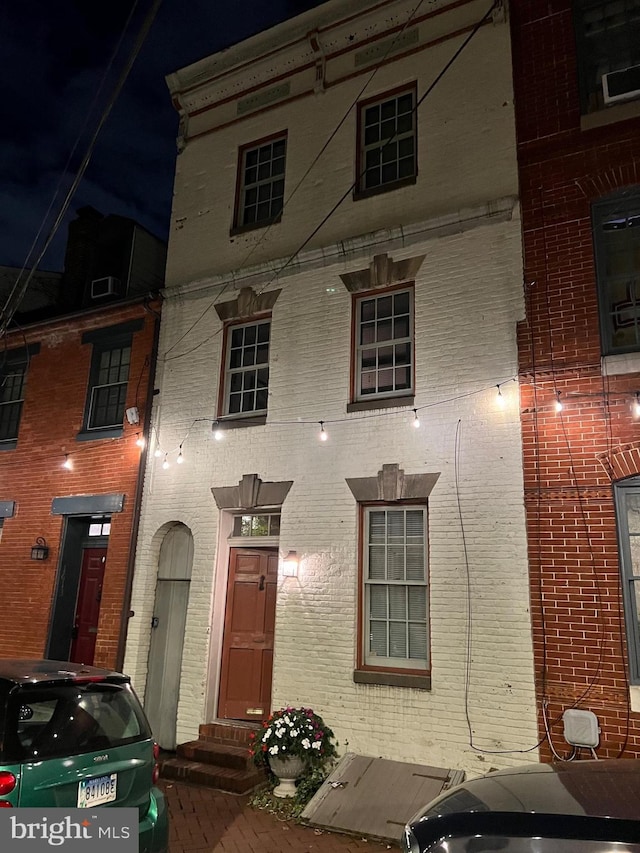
[30,537,49,561]
[282,551,299,577]
[634,392,640,419]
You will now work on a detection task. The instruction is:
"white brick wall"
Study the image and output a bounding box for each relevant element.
[124,0,539,777]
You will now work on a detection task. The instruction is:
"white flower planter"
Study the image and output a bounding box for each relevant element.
[268,755,306,798]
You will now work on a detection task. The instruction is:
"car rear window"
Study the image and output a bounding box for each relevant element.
[1,681,151,762]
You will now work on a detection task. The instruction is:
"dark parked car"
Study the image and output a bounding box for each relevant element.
[0,659,168,853]
[402,759,640,853]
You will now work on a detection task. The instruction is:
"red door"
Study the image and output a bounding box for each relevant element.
[218,548,278,721]
[70,547,107,665]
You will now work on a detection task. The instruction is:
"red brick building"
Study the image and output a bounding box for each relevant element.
[0,208,163,670]
[511,0,640,758]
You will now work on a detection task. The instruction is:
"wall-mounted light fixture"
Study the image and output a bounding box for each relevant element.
[125,406,140,425]
[282,550,299,577]
[30,537,50,561]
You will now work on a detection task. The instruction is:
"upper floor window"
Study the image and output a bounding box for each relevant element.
[614,479,640,683]
[0,344,38,448]
[80,320,142,440]
[221,319,270,417]
[353,286,414,401]
[235,134,287,230]
[362,506,429,671]
[575,0,640,113]
[592,190,640,355]
[356,86,417,197]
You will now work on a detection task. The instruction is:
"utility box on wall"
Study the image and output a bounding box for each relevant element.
[563,709,600,748]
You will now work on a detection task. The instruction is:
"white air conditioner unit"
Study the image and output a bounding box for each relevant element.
[602,64,640,105]
[91,276,121,299]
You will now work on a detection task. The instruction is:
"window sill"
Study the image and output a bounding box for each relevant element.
[0,440,17,451]
[347,395,414,413]
[601,352,640,376]
[217,415,267,429]
[353,175,417,202]
[230,216,282,237]
[76,427,124,442]
[581,99,640,132]
[353,669,431,690]
[631,685,640,713]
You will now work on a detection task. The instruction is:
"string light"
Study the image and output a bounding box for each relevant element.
[62,454,72,470]
[154,447,162,458]
[135,433,146,449]
[496,385,505,408]
[319,421,328,441]
[213,422,224,441]
[412,409,420,428]
[554,392,563,413]
[162,454,170,470]
[177,445,184,464]
[634,392,640,419]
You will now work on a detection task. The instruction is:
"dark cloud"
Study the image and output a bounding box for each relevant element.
[0,0,325,272]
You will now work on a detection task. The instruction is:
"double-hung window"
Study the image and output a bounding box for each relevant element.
[354,286,414,400]
[592,191,640,355]
[362,506,429,670]
[574,1,640,114]
[357,86,416,195]
[0,359,26,444]
[222,319,270,417]
[614,479,640,683]
[80,320,141,439]
[235,134,287,229]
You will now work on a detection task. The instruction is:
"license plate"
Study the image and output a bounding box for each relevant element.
[77,773,117,808]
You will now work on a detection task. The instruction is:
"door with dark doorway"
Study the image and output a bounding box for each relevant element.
[218,548,278,721]
[70,547,106,665]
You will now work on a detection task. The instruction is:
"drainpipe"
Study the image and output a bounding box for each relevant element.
[116,298,161,671]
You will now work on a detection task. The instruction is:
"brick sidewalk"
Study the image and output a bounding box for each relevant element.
[160,779,396,853]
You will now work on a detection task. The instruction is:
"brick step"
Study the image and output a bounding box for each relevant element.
[160,755,266,794]
[177,739,254,771]
[198,721,261,748]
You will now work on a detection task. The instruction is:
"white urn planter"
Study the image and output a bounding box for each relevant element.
[268,755,306,798]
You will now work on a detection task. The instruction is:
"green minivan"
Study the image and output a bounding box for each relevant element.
[0,660,168,853]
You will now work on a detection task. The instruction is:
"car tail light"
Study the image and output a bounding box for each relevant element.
[0,772,16,797]
[152,741,160,785]
[0,802,13,808]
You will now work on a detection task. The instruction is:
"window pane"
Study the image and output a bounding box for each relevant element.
[356,289,414,400]
[360,90,416,191]
[369,546,386,579]
[239,137,287,227]
[225,321,270,415]
[370,622,387,657]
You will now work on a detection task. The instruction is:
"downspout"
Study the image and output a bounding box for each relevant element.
[116,299,161,671]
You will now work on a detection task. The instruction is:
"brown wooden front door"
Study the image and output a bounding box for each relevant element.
[70,547,106,665]
[218,548,278,721]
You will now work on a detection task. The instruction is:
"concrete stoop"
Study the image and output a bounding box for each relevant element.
[160,721,267,794]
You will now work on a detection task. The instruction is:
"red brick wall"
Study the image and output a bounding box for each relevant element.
[0,301,158,670]
[511,0,640,758]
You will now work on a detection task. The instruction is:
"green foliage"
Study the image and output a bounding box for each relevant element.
[249,707,337,769]
[249,764,331,821]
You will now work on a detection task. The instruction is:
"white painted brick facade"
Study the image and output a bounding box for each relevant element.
[124,0,539,777]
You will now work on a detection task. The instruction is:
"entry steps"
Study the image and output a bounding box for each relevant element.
[159,721,267,794]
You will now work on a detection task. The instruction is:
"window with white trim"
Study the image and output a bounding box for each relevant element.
[357,87,416,195]
[593,190,640,355]
[87,344,131,429]
[363,506,429,670]
[614,479,640,683]
[0,358,26,444]
[236,135,287,229]
[354,287,413,400]
[222,319,270,417]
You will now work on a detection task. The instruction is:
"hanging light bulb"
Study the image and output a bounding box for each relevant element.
[213,422,224,441]
[319,421,328,441]
[62,454,72,470]
[634,393,640,419]
[154,447,162,458]
[496,385,505,408]
[412,409,421,428]
[554,391,563,413]
[135,433,146,449]
[162,454,170,470]
[177,445,184,464]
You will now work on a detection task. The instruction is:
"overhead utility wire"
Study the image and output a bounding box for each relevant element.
[0,0,163,340]
[164,0,498,363]
[163,0,429,358]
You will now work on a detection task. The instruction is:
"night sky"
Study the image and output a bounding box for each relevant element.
[0,0,324,273]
